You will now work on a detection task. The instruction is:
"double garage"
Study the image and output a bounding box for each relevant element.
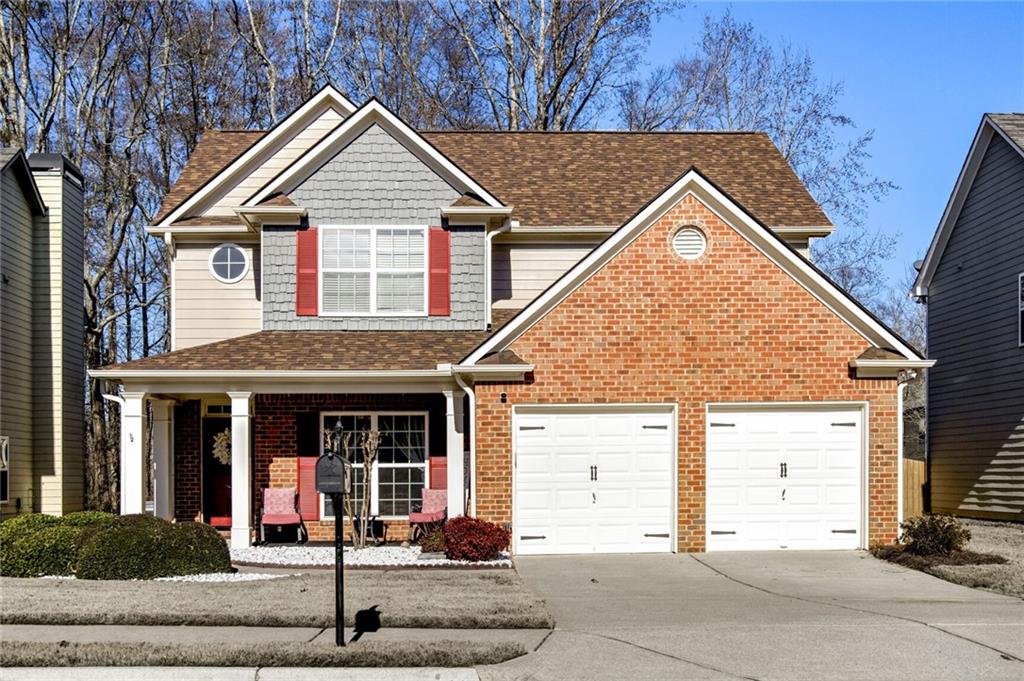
[512,404,866,555]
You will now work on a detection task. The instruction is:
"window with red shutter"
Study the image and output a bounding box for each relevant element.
[295,227,318,315]
[428,226,451,316]
[296,457,320,521]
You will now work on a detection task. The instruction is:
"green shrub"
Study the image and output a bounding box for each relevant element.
[899,514,971,556]
[77,516,230,580]
[0,514,61,545]
[419,528,446,554]
[60,511,117,528]
[1,525,90,577]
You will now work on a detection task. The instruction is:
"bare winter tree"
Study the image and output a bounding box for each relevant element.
[619,12,898,305]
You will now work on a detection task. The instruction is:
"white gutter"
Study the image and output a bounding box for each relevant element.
[89,368,456,381]
[848,359,935,379]
[453,372,477,516]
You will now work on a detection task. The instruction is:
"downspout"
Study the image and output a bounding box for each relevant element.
[484,220,513,327]
[895,370,915,530]
[454,372,477,516]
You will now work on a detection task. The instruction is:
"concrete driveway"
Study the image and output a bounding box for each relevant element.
[480,551,1024,681]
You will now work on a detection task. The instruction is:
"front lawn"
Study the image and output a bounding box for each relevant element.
[0,569,553,629]
[0,639,525,668]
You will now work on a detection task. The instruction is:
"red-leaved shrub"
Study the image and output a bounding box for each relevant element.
[443,516,510,562]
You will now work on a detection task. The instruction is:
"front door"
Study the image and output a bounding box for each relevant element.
[202,417,232,525]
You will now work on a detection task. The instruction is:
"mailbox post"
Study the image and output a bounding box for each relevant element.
[315,421,348,647]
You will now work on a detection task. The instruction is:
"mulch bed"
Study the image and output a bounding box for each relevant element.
[872,545,1008,571]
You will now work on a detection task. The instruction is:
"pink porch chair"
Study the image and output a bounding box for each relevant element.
[260,487,307,544]
[408,488,447,542]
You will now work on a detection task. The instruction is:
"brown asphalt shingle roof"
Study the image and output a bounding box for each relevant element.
[156,128,830,229]
[98,310,521,372]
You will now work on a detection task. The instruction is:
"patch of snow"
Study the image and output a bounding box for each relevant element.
[156,572,296,583]
[231,544,511,568]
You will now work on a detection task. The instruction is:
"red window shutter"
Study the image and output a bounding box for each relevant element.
[428,226,451,316]
[429,457,447,490]
[297,457,320,521]
[295,226,318,316]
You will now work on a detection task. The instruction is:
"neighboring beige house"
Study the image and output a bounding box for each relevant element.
[0,148,86,516]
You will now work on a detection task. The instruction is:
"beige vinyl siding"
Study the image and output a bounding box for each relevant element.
[0,167,37,513]
[206,106,346,215]
[31,169,84,514]
[173,240,261,349]
[492,241,598,309]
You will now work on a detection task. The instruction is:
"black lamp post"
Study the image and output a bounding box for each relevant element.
[331,417,345,646]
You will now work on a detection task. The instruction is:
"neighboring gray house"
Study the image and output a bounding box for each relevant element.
[0,148,86,516]
[913,113,1024,522]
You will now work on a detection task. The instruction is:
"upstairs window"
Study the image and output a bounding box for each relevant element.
[320,226,426,315]
[208,243,248,284]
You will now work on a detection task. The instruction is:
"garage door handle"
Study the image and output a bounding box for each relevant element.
[520,535,546,540]
[644,533,670,538]
[831,422,856,427]
[710,530,736,535]
[831,529,857,534]
[519,426,545,431]
[709,422,735,427]
[642,424,668,430]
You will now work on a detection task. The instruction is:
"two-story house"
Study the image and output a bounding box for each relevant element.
[913,113,1024,522]
[0,148,86,517]
[93,87,931,554]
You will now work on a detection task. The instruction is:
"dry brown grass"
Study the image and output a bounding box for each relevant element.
[928,520,1024,598]
[0,569,553,628]
[0,639,525,667]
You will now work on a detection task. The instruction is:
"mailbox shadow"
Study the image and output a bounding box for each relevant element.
[350,605,382,642]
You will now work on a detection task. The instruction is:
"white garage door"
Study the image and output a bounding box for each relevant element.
[706,407,864,551]
[514,409,674,555]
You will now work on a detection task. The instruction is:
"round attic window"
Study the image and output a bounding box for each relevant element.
[672,227,707,260]
[209,243,248,284]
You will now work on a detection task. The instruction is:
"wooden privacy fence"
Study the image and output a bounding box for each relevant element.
[903,458,927,520]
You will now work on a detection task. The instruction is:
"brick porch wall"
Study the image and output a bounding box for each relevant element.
[474,193,901,551]
[172,400,201,522]
[255,393,446,542]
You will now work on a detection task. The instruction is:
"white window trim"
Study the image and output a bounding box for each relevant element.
[318,411,431,520]
[0,435,9,504]
[1018,273,1023,347]
[208,242,249,284]
[318,225,429,317]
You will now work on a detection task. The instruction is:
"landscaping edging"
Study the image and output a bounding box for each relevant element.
[230,545,512,570]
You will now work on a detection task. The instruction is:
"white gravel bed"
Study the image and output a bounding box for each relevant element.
[155,572,296,583]
[231,544,512,568]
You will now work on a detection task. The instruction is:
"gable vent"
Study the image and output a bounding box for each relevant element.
[672,227,707,260]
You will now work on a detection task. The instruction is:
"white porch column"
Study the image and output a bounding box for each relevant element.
[228,392,253,549]
[119,391,147,515]
[150,399,175,520]
[444,389,466,517]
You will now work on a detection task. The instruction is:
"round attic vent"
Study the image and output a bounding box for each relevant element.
[672,227,707,260]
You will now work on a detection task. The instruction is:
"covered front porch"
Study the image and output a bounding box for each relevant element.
[114,381,472,549]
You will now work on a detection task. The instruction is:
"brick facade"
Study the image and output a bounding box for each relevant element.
[254,393,446,542]
[474,194,900,551]
[172,400,201,522]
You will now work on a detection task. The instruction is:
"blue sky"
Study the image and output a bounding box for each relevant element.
[641,2,1024,289]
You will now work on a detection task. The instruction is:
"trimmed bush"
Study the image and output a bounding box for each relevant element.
[899,514,971,556]
[419,528,446,554]
[1,525,89,577]
[443,517,510,562]
[0,513,61,545]
[60,511,117,528]
[76,516,230,580]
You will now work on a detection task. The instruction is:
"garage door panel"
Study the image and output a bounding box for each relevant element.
[707,407,863,552]
[514,409,674,555]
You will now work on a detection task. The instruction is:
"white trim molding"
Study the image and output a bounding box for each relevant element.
[155,86,356,228]
[246,99,504,209]
[848,358,935,379]
[463,168,926,366]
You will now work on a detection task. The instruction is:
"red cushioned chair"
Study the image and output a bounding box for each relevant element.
[408,488,447,542]
[260,487,307,544]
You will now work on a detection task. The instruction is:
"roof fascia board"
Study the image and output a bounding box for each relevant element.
[2,149,47,215]
[463,169,923,365]
[90,368,452,381]
[146,225,253,237]
[849,358,936,378]
[913,118,1006,297]
[246,100,504,209]
[156,86,356,227]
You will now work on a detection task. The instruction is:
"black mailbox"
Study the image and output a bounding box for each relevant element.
[315,453,347,495]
